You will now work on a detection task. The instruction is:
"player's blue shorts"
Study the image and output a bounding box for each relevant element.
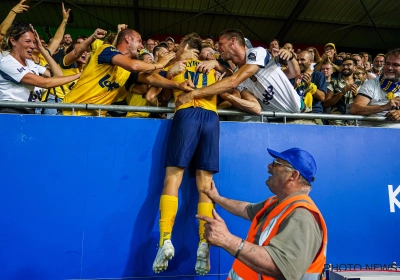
[165,107,219,173]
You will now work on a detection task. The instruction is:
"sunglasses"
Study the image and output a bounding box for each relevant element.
[272,159,294,169]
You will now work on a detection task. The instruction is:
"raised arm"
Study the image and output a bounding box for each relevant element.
[202,181,251,220]
[111,51,175,73]
[0,0,29,42]
[221,88,261,115]
[32,27,63,77]
[279,49,300,79]
[21,72,81,89]
[46,3,70,55]
[112,24,128,47]
[63,28,107,66]
[197,210,282,278]
[350,95,400,115]
[176,63,259,108]
[137,71,193,92]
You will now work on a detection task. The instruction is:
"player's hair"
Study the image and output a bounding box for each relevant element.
[116,29,137,46]
[219,29,245,47]
[180,32,202,52]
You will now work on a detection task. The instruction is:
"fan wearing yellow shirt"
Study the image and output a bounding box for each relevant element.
[152,33,218,276]
[43,28,107,115]
[62,28,192,116]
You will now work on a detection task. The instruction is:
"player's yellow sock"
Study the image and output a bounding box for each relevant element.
[198,202,214,244]
[159,195,178,247]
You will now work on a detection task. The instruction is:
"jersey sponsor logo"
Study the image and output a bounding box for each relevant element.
[262,85,275,105]
[99,74,120,91]
[28,88,43,102]
[17,67,25,73]
[248,52,257,61]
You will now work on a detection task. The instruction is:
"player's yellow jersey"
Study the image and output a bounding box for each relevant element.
[126,89,150,118]
[172,59,217,113]
[115,72,150,118]
[43,55,81,101]
[62,44,130,116]
[83,39,104,68]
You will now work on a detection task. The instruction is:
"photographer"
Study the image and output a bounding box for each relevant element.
[351,48,400,128]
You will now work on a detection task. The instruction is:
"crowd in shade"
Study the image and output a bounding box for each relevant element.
[0,0,399,127]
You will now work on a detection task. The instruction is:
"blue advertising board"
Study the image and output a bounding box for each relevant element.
[0,115,399,279]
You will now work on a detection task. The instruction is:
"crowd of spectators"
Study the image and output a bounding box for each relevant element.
[0,0,399,127]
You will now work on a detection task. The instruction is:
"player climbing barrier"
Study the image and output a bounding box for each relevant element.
[0,114,399,280]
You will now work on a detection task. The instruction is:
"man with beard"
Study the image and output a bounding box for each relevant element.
[63,29,192,116]
[351,48,400,128]
[176,29,301,116]
[292,51,327,122]
[52,33,74,64]
[371,54,385,76]
[324,57,361,125]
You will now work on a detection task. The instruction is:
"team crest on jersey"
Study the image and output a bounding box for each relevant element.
[248,52,257,61]
[17,67,25,73]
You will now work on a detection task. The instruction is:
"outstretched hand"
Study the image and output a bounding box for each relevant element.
[12,0,29,14]
[202,180,221,202]
[176,90,194,107]
[61,3,71,21]
[196,60,218,74]
[157,52,176,68]
[180,44,199,61]
[386,110,400,122]
[117,24,128,33]
[92,28,107,40]
[169,60,187,77]
[196,209,232,247]
[30,24,43,50]
[178,78,194,93]
[277,48,292,61]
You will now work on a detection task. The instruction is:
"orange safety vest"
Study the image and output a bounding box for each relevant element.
[227,194,328,280]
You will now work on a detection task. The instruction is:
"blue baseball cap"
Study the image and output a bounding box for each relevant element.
[267,147,317,184]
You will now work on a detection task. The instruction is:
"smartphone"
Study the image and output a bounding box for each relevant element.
[68,10,74,24]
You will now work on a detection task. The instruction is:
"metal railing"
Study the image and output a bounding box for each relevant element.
[0,101,389,124]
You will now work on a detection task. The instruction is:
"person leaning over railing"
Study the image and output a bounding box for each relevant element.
[0,23,81,114]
